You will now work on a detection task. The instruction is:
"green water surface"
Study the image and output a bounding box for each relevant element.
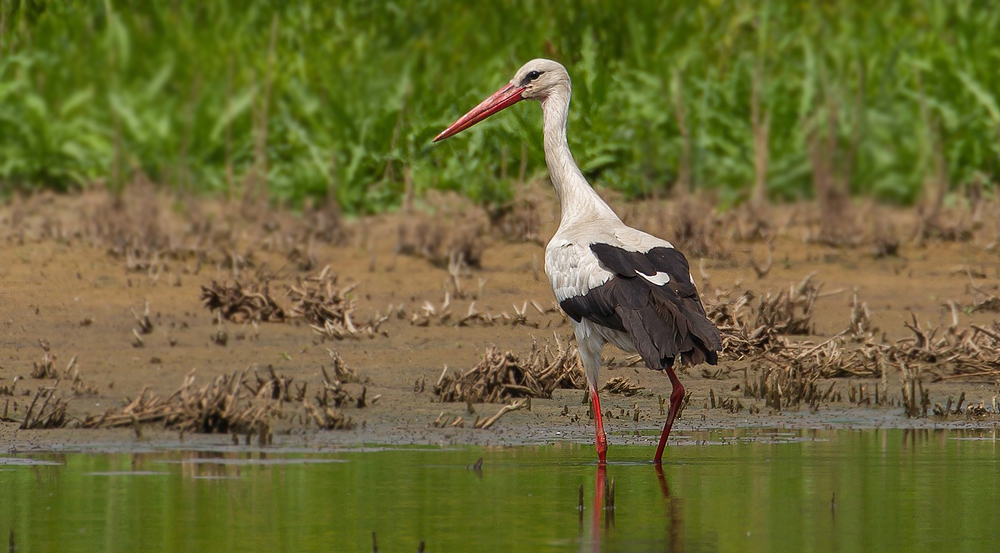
[2,429,998,552]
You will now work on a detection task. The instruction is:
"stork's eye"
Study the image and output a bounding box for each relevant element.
[522,70,543,85]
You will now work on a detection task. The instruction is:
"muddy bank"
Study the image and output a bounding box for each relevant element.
[1,187,998,451]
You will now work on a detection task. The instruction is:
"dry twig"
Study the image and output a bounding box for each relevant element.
[434,340,584,404]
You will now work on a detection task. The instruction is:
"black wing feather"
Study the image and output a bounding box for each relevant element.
[560,243,721,370]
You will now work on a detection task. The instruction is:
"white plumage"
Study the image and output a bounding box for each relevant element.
[640,272,672,285]
[546,240,612,302]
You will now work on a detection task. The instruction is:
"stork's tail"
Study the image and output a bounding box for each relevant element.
[619,295,722,370]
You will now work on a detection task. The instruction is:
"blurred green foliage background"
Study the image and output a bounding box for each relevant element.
[0,0,997,212]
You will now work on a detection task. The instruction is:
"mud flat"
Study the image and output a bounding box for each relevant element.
[1,186,998,451]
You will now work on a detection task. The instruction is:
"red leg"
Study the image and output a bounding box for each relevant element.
[654,367,685,463]
[591,388,608,463]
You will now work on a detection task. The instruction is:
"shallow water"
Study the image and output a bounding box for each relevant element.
[2,428,999,552]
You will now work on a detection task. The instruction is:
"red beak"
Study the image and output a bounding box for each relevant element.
[433,82,526,142]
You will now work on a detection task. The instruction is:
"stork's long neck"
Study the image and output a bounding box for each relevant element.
[541,87,619,228]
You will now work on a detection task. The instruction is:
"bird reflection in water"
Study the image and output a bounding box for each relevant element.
[582,464,683,552]
[581,464,612,553]
[655,464,683,551]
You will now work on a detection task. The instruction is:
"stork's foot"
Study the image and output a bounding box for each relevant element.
[596,431,608,464]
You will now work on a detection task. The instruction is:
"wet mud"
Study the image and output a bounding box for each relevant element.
[1,187,998,452]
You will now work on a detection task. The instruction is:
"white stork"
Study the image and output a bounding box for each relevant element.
[434,59,722,463]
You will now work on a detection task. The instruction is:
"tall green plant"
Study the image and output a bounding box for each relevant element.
[0,0,996,210]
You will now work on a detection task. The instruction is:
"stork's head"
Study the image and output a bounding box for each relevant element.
[512,58,571,100]
[434,58,570,142]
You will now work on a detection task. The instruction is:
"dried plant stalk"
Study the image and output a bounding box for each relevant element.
[434,341,585,404]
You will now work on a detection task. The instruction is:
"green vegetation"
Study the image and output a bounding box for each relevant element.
[1,1,998,211]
